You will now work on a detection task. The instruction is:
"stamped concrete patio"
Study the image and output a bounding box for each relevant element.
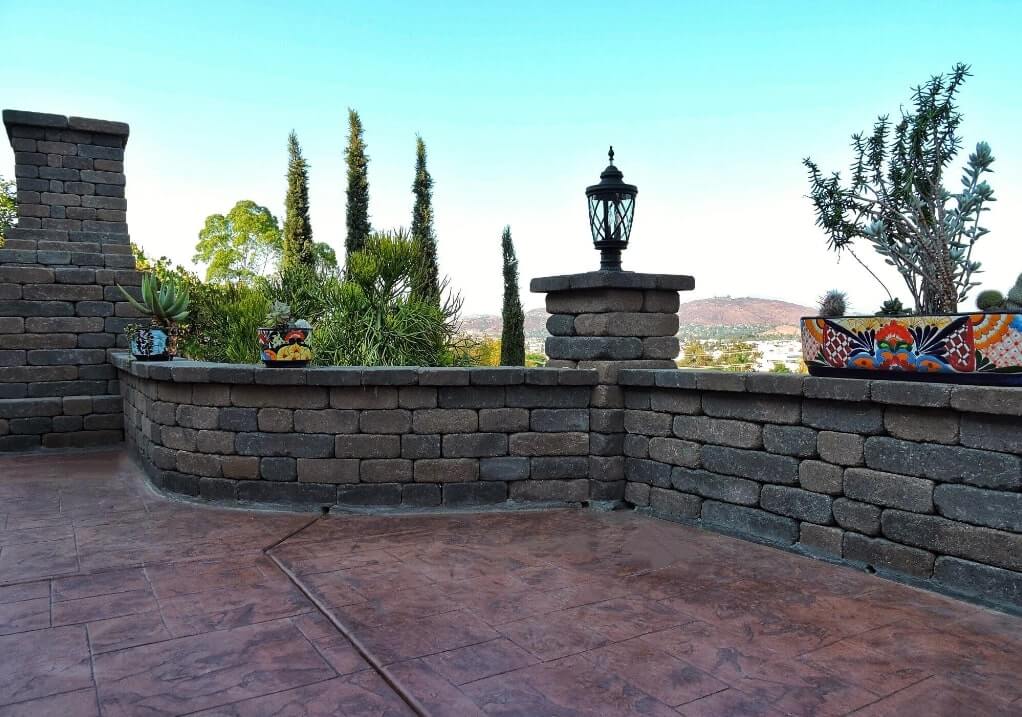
[1,450,1020,716]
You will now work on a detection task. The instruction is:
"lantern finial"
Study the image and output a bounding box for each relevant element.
[608,146,614,164]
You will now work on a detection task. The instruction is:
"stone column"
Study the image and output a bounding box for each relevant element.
[530,270,693,494]
[1,110,141,451]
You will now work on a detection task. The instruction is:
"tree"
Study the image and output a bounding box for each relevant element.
[410,136,440,303]
[345,109,371,265]
[0,175,15,244]
[805,64,995,313]
[193,200,282,283]
[499,226,525,366]
[282,131,314,270]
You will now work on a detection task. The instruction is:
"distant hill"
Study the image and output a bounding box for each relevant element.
[460,297,813,340]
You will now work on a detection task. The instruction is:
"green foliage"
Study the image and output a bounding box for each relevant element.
[679,339,763,372]
[499,226,525,365]
[193,200,282,283]
[976,290,1005,311]
[976,274,1022,312]
[876,297,910,316]
[179,282,270,364]
[769,362,792,374]
[411,136,440,303]
[525,352,547,368]
[1008,273,1022,308]
[818,290,847,318]
[282,132,314,270]
[0,175,15,244]
[118,273,190,326]
[309,230,466,366]
[345,109,371,265]
[805,64,996,313]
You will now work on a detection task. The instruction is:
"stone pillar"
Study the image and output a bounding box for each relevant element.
[1,110,141,451]
[530,270,693,493]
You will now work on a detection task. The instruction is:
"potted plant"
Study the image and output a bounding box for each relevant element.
[117,274,190,361]
[800,64,1021,385]
[257,301,312,367]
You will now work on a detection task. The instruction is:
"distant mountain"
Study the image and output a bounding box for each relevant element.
[677,297,814,328]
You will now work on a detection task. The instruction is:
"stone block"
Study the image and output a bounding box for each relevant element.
[509,432,588,456]
[443,432,507,457]
[960,414,1022,455]
[648,437,700,467]
[642,337,680,360]
[334,434,400,459]
[884,407,958,444]
[162,472,199,496]
[590,409,624,433]
[506,386,590,408]
[864,437,1020,489]
[760,485,833,524]
[413,408,478,434]
[622,434,648,458]
[673,415,762,449]
[670,468,760,506]
[762,425,816,457]
[872,381,951,408]
[701,445,799,485]
[437,386,505,408]
[220,456,260,480]
[590,385,623,408]
[260,457,297,481]
[294,409,358,434]
[589,479,625,501]
[624,389,650,409]
[438,481,504,506]
[545,288,644,314]
[624,410,673,436]
[359,409,412,434]
[478,407,529,432]
[296,458,359,484]
[398,386,437,409]
[816,432,864,466]
[480,456,530,481]
[196,431,235,455]
[802,400,883,434]
[882,510,1022,572]
[649,487,702,519]
[469,368,524,385]
[695,373,746,393]
[625,458,671,487]
[531,408,589,432]
[642,290,680,313]
[190,384,231,407]
[510,479,587,503]
[360,459,412,483]
[177,451,222,478]
[0,397,62,418]
[844,468,933,512]
[949,386,1022,415]
[625,481,651,507]
[327,386,397,409]
[9,417,52,434]
[175,404,219,430]
[545,336,643,361]
[799,523,843,557]
[933,484,1022,532]
[701,501,799,545]
[83,414,122,430]
[199,478,238,502]
[402,483,441,507]
[239,481,336,505]
[798,460,843,495]
[402,434,441,459]
[337,483,400,506]
[546,314,575,336]
[589,455,624,481]
[231,385,328,409]
[842,533,935,577]
[530,456,588,479]
[219,407,258,432]
[649,389,701,415]
[702,393,800,424]
[573,312,679,337]
[414,458,478,483]
[803,377,870,402]
[933,557,1022,607]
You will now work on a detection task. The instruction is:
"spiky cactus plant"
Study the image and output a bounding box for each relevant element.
[818,290,848,318]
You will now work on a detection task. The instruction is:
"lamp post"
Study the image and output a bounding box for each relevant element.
[586,146,637,271]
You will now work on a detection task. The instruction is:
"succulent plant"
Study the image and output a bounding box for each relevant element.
[975,274,1022,312]
[876,298,909,316]
[1007,273,1022,310]
[265,301,292,330]
[818,290,848,318]
[117,274,189,327]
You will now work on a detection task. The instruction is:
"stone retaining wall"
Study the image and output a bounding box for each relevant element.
[114,355,611,509]
[1,110,140,450]
[617,369,1022,609]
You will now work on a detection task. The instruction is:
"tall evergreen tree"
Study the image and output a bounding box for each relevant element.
[344,109,370,266]
[410,136,440,303]
[282,131,313,270]
[499,226,525,366]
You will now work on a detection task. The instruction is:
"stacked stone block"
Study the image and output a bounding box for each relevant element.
[617,370,1022,609]
[116,357,601,509]
[1,110,140,450]
[531,271,692,496]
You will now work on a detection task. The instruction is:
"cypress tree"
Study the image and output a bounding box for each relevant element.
[499,226,525,366]
[344,109,370,265]
[411,135,440,303]
[282,131,313,270]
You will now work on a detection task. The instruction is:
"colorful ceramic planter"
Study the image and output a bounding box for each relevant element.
[801,313,1022,385]
[130,327,170,361]
[257,326,313,367]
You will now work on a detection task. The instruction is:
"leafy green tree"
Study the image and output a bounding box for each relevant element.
[0,175,16,244]
[193,200,282,283]
[345,109,371,265]
[805,64,995,313]
[411,136,440,303]
[499,226,525,365]
[282,131,314,270]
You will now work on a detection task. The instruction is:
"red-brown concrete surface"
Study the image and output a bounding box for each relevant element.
[1,450,1019,716]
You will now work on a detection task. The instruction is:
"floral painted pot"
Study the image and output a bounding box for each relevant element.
[257,326,312,367]
[801,313,1022,385]
[130,327,170,361]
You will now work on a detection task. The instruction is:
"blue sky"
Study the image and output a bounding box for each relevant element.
[3,0,1021,314]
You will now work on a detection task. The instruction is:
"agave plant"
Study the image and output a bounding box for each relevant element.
[118,273,190,327]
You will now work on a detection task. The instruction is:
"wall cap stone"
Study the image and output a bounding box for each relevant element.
[530,271,695,293]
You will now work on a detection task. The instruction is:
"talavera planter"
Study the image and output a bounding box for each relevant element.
[801,313,1022,385]
[257,327,313,367]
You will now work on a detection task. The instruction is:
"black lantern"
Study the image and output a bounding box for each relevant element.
[586,146,637,271]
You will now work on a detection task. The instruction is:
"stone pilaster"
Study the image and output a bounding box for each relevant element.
[1,110,141,450]
[530,270,694,489]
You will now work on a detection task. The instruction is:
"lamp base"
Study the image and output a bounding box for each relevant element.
[599,248,622,271]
